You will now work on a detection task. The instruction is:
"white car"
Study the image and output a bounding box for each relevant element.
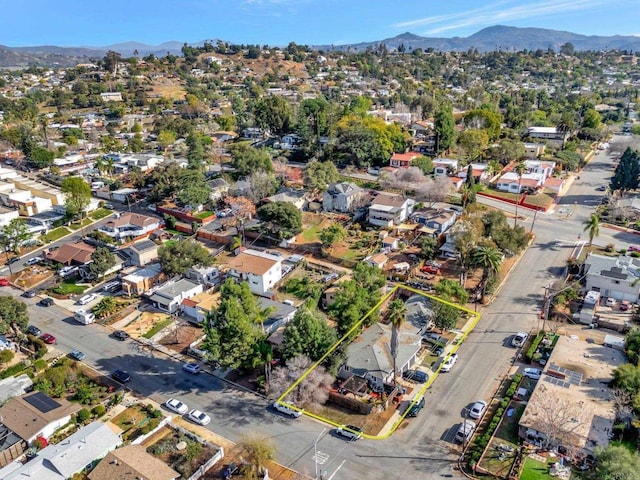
[469,400,488,420]
[335,425,363,441]
[512,332,529,348]
[605,297,616,307]
[187,409,211,426]
[523,368,542,380]
[25,256,42,266]
[77,293,97,306]
[440,353,458,372]
[272,401,302,418]
[164,398,188,415]
[454,419,476,443]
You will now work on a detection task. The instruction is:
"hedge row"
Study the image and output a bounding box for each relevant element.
[525,331,546,362]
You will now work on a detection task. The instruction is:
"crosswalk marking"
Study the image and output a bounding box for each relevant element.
[312,451,330,465]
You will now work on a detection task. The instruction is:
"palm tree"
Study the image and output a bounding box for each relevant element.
[387,299,407,386]
[513,160,527,228]
[237,435,276,478]
[105,157,115,178]
[94,157,105,176]
[583,213,600,246]
[471,246,503,302]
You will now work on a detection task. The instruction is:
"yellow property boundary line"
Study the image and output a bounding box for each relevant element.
[275,284,482,440]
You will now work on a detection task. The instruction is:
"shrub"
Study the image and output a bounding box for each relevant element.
[0,362,28,379]
[525,331,545,362]
[0,349,15,365]
[33,359,47,371]
[76,408,91,423]
[92,405,106,417]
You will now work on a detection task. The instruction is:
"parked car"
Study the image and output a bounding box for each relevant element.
[5,257,20,265]
[628,245,640,252]
[335,425,363,441]
[454,419,476,443]
[38,297,54,307]
[620,300,633,311]
[59,266,78,277]
[469,400,488,420]
[26,325,41,336]
[605,297,616,307]
[68,349,86,361]
[22,289,38,298]
[102,281,121,293]
[523,368,542,380]
[77,293,98,306]
[112,369,131,383]
[272,401,302,418]
[420,265,440,274]
[40,333,56,344]
[187,409,211,426]
[182,362,201,374]
[113,330,130,341]
[407,396,425,417]
[402,369,428,383]
[511,332,529,348]
[0,278,10,287]
[164,398,189,415]
[25,256,42,266]
[440,353,458,372]
[595,185,608,191]
[321,273,339,283]
[222,463,239,479]
[104,203,114,209]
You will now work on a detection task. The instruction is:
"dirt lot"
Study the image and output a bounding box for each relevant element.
[122,311,173,339]
[9,265,54,289]
[159,321,204,355]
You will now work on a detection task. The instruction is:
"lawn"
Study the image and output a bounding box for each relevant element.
[300,224,322,242]
[69,218,93,231]
[143,318,173,339]
[192,210,215,219]
[90,208,113,220]
[520,457,556,480]
[494,403,525,445]
[49,280,88,295]
[42,227,71,242]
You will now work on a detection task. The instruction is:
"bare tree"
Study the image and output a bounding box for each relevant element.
[246,171,278,203]
[416,175,453,204]
[269,355,334,413]
[380,167,427,196]
[612,388,634,430]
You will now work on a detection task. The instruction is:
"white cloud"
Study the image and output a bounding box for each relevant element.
[392,1,509,29]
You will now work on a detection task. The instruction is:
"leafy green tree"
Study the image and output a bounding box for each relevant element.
[432,302,460,332]
[149,163,183,201]
[611,148,640,194]
[304,160,339,191]
[624,328,640,366]
[583,213,600,246]
[282,308,337,361]
[253,96,292,135]
[490,139,525,166]
[457,129,488,161]
[158,239,212,277]
[28,146,54,169]
[464,108,503,141]
[434,278,469,305]
[581,108,602,130]
[412,156,433,175]
[352,262,385,292]
[178,183,211,208]
[319,223,346,247]
[434,104,455,153]
[388,299,407,385]
[328,280,376,336]
[419,236,438,260]
[257,201,302,239]
[0,296,29,335]
[228,143,273,177]
[612,363,640,395]
[92,296,118,319]
[513,160,527,228]
[0,218,32,255]
[0,349,15,365]
[595,444,640,480]
[237,435,276,478]
[61,176,92,220]
[157,130,176,152]
[88,247,117,279]
[128,133,145,153]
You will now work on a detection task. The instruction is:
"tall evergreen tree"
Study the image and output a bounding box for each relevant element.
[611,148,640,194]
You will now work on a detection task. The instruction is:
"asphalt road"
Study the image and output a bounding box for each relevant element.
[9,135,640,479]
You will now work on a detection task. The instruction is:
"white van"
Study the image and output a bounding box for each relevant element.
[91,181,105,190]
[74,310,96,324]
[77,293,97,306]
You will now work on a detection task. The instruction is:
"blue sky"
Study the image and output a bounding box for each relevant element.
[3,0,638,47]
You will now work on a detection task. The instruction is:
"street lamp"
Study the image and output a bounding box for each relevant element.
[314,428,327,480]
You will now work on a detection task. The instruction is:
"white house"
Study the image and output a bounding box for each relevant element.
[527,126,570,146]
[149,279,203,313]
[368,192,415,227]
[433,158,459,177]
[584,253,640,302]
[323,182,365,213]
[225,249,283,296]
[98,212,160,240]
[495,171,544,194]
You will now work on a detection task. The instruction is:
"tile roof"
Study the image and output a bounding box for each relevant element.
[46,241,95,265]
[103,212,158,229]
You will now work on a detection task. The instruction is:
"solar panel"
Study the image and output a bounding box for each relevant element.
[24,391,62,413]
[544,376,570,389]
[548,364,583,385]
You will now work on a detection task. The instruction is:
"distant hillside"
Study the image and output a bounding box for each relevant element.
[319,25,640,53]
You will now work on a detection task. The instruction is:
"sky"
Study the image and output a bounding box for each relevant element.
[3,0,639,48]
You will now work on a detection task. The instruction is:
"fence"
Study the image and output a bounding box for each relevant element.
[168,421,225,480]
[131,416,171,445]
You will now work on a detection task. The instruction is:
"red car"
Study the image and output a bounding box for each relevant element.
[421,265,440,274]
[0,278,9,287]
[40,333,56,344]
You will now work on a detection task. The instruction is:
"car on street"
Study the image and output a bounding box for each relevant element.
[187,409,211,426]
[182,362,201,374]
[523,368,542,380]
[469,400,488,420]
[112,369,131,383]
[22,289,38,298]
[164,398,189,415]
[272,401,302,418]
[440,353,458,372]
[113,330,130,341]
[38,297,54,307]
[5,257,20,265]
[595,185,608,191]
[0,278,10,287]
[102,280,121,293]
[454,419,477,443]
[335,425,363,441]
[77,293,98,305]
[25,256,42,266]
[40,333,56,344]
[26,325,41,336]
[402,369,428,383]
[511,332,529,348]
[104,203,114,209]
[628,245,640,252]
[407,396,425,417]
[68,350,86,361]
[59,266,78,277]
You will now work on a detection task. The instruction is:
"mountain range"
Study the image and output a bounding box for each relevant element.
[1,26,639,68]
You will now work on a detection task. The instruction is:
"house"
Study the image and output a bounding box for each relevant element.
[263,188,307,211]
[0,391,82,443]
[523,142,546,158]
[225,249,283,296]
[410,119,434,135]
[524,159,556,179]
[366,253,389,269]
[208,177,229,201]
[381,235,400,251]
[0,421,122,480]
[584,253,640,302]
[518,336,623,456]
[100,92,123,102]
[257,297,297,335]
[411,208,457,235]
[181,290,219,323]
[149,279,203,313]
[495,171,543,194]
[184,265,221,287]
[368,192,415,227]
[0,374,33,405]
[98,212,160,240]
[433,158,459,177]
[0,334,14,351]
[338,322,422,390]
[459,163,491,182]
[121,263,166,296]
[526,126,570,147]
[0,206,18,227]
[323,182,365,213]
[389,152,420,168]
[121,239,159,266]
[46,241,95,266]
[88,444,179,480]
